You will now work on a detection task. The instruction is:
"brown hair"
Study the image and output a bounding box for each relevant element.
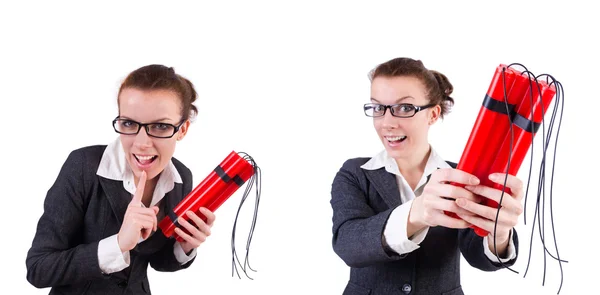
[369,57,454,118]
[118,64,198,122]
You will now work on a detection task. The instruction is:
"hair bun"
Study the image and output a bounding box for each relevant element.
[430,70,453,96]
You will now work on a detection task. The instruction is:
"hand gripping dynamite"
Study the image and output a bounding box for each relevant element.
[158,151,262,279]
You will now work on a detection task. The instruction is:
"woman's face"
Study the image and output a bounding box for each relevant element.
[370,75,440,160]
[118,88,190,183]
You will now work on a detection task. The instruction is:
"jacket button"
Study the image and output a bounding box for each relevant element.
[402,283,412,294]
[117,281,128,288]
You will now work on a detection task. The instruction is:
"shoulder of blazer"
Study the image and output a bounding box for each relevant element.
[342,158,457,169]
[339,157,458,175]
[64,145,107,178]
[54,145,108,212]
[335,157,374,184]
[340,157,372,171]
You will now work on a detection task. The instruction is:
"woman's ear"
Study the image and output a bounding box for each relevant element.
[429,105,441,125]
[177,120,191,141]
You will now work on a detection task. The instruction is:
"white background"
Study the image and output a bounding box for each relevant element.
[1,1,597,294]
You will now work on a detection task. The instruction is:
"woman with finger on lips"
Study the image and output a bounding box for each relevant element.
[26,65,215,294]
[330,57,523,295]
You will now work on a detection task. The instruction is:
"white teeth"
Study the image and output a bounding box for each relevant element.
[386,136,406,141]
[136,155,155,161]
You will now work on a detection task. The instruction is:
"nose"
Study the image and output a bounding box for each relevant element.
[381,109,399,129]
[133,127,153,149]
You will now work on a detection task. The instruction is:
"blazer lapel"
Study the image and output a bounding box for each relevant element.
[99,177,131,225]
[163,182,183,219]
[136,183,184,254]
[97,176,185,253]
[362,161,455,209]
[364,168,401,208]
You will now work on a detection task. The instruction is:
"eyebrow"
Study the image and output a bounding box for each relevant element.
[370,96,415,104]
[119,116,176,123]
[153,117,175,123]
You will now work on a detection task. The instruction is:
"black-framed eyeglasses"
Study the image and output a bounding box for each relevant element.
[363,103,436,118]
[112,116,184,139]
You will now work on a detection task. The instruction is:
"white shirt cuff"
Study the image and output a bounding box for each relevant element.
[174,242,197,265]
[98,234,130,274]
[383,200,430,255]
[483,229,517,263]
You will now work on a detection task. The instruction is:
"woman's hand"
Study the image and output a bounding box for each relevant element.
[117,171,160,253]
[175,208,216,254]
[455,173,524,254]
[408,168,482,236]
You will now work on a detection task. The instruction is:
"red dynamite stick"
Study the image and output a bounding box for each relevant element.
[473,78,556,237]
[445,65,519,220]
[461,69,535,236]
[158,151,255,242]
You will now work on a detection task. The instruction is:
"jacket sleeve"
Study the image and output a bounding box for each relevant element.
[458,227,519,271]
[331,159,407,268]
[148,239,195,272]
[26,149,106,288]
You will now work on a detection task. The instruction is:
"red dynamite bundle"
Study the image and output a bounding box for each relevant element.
[158,151,261,279]
[445,65,520,221]
[446,64,555,237]
[446,63,567,294]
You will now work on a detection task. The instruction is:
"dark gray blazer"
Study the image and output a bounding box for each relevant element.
[26,145,195,294]
[331,158,519,295]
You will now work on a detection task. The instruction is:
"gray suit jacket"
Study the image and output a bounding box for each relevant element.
[26,145,195,294]
[330,158,519,295]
